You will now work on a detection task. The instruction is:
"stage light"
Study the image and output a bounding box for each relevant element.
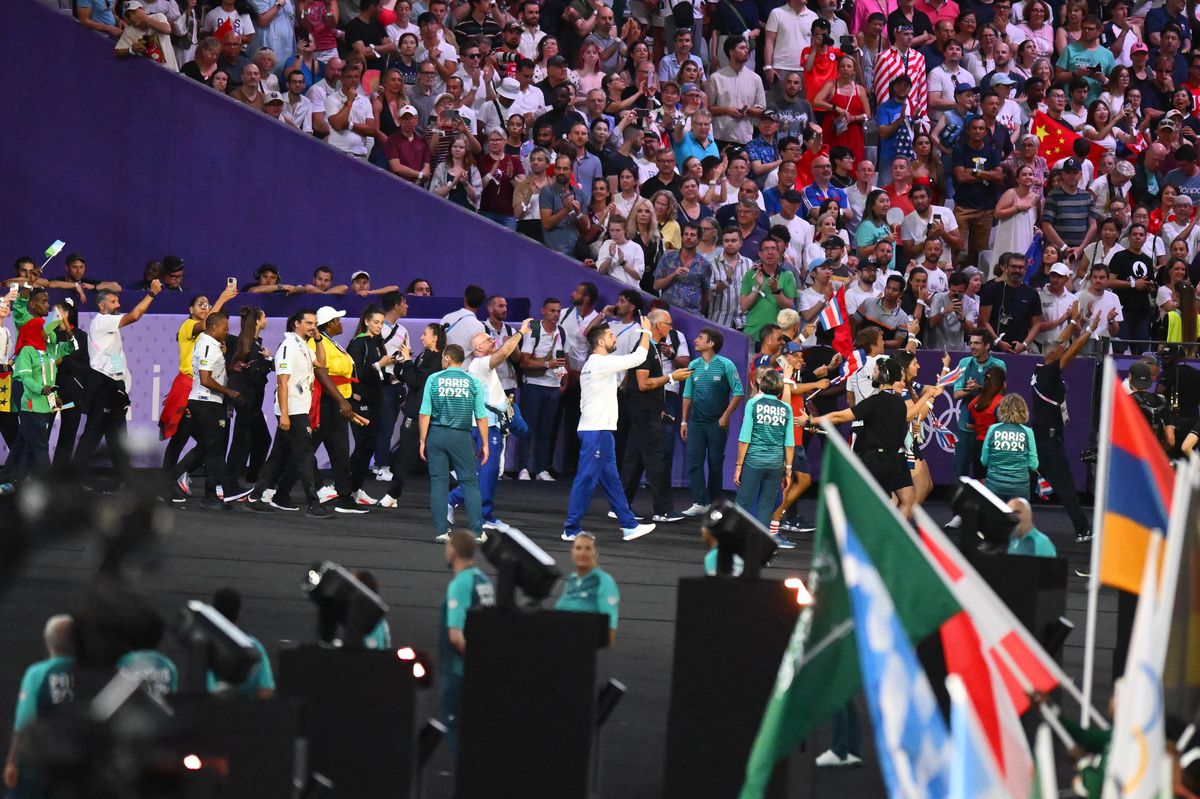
[596,679,626,729]
[173,600,262,693]
[784,577,814,606]
[480,527,561,608]
[183,754,202,771]
[413,662,426,680]
[949,477,1019,555]
[701,500,777,580]
[303,561,389,647]
[395,646,434,686]
[397,647,416,661]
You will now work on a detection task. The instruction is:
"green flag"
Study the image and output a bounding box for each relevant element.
[43,240,65,260]
[738,426,961,798]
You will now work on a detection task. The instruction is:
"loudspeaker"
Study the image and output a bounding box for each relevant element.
[965,552,1068,640]
[277,646,420,799]
[456,608,608,799]
[663,577,802,799]
[169,696,300,799]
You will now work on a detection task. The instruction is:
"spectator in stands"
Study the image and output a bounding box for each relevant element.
[307,56,343,135]
[654,222,709,313]
[407,278,433,297]
[385,104,432,183]
[541,153,589,255]
[263,89,286,119]
[215,32,252,90]
[115,1,179,71]
[46,253,121,301]
[349,271,400,297]
[77,0,123,37]
[978,251,1043,352]
[740,235,796,341]
[326,62,376,160]
[1074,264,1124,354]
[854,273,910,348]
[246,263,304,294]
[928,270,977,348]
[953,116,1004,269]
[281,68,314,131]
[181,36,222,85]
[202,0,253,45]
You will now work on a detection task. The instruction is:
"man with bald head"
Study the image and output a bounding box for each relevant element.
[1132,142,1168,208]
[620,308,692,523]
[307,56,344,136]
[446,319,533,535]
[5,615,74,793]
[216,31,251,90]
[1006,498,1057,557]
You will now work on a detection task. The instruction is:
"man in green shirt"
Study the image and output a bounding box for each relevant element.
[681,328,744,516]
[735,370,795,545]
[5,614,74,796]
[1006,498,1057,558]
[739,235,797,342]
[420,344,491,541]
[206,588,275,698]
[440,531,495,761]
[555,533,620,646]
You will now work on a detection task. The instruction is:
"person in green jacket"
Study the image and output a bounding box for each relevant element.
[1005,498,1057,558]
[555,533,620,645]
[981,394,1039,502]
[12,291,61,481]
[734,369,795,546]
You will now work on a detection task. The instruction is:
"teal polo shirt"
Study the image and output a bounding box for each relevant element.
[555,568,620,630]
[420,367,489,430]
[440,566,495,676]
[683,354,744,423]
[1008,528,1057,558]
[13,656,73,732]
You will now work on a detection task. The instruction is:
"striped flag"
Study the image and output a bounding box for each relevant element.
[873,46,929,120]
[818,286,848,331]
[839,348,867,381]
[937,366,965,387]
[947,674,1007,799]
[1035,476,1053,500]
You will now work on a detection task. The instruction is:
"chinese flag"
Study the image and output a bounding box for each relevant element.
[1032,111,1105,168]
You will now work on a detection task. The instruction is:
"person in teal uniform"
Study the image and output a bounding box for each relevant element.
[1006,498,1058,558]
[116,615,179,702]
[981,394,1039,501]
[420,344,490,542]
[680,327,745,517]
[354,570,392,650]
[734,369,795,546]
[440,530,495,760]
[555,534,620,645]
[4,614,74,797]
[701,527,744,577]
[206,588,275,697]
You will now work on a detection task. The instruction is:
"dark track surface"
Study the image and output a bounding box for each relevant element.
[0,477,1116,798]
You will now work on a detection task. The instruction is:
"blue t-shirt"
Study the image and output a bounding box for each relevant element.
[77,0,118,26]
[876,99,907,163]
[555,568,620,630]
[440,566,495,676]
[13,656,73,732]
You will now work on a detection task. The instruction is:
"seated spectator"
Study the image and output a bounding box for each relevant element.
[1006,498,1057,557]
[245,262,305,294]
[46,253,121,303]
[305,266,349,295]
[231,63,265,108]
[350,270,401,297]
[181,36,222,85]
[263,90,286,120]
[252,47,281,93]
[77,0,124,37]
[281,68,314,132]
[160,256,187,292]
[215,32,251,90]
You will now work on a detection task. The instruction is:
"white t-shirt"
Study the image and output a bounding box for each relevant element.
[1036,286,1075,345]
[560,306,600,371]
[440,307,486,355]
[380,319,410,359]
[927,65,975,121]
[901,205,958,253]
[88,313,130,390]
[922,264,950,294]
[597,240,646,287]
[579,347,652,431]
[765,5,818,71]
[1073,289,1124,339]
[188,333,227,403]
[466,353,507,425]
[417,41,458,94]
[273,332,315,416]
[201,7,254,37]
[660,332,690,395]
[520,322,567,389]
[770,213,814,250]
[849,353,882,406]
[798,285,829,317]
[325,90,375,156]
[1163,220,1200,259]
[844,281,880,315]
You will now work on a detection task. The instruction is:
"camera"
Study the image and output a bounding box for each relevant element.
[840,34,856,53]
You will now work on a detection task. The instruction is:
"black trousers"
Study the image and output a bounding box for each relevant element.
[554,377,582,474]
[621,405,674,515]
[1033,430,1091,537]
[162,415,193,470]
[255,414,318,503]
[15,412,53,481]
[283,396,352,500]
[227,399,271,484]
[52,405,82,468]
[385,413,422,497]
[175,401,233,498]
[74,379,130,476]
[0,410,18,479]
[349,398,375,492]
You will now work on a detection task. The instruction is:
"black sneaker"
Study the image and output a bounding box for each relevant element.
[1075,530,1093,544]
[269,495,299,511]
[334,501,369,514]
[199,497,230,512]
[244,495,275,513]
[307,503,334,518]
[222,485,255,503]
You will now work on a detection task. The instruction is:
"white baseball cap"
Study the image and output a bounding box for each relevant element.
[315,306,347,326]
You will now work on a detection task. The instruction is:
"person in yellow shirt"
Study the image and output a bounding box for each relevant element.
[163,286,236,490]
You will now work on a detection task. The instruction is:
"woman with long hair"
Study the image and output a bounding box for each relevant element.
[513,147,552,242]
[814,54,870,163]
[967,365,1007,479]
[901,267,932,341]
[162,286,237,485]
[696,217,721,261]
[631,200,664,294]
[652,190,682,251]
[622,39,653,83]
[1029,243,1063,289]
[1055,0,1086,54]
[966,24,1001,81]
[379,322,444,507]
[893,350,942,505]
[1150,184,1179,237]
[1165,280,1199,344]
[953,10,979,55]
[993,164,1040,257]
[226,306,273,487]
[369,68,408,169]
[1017,0,1053,57]
[1011,40,1039,79]
[347,304,398,505]
[579,177,613,258]
[601,71,642,116]
[911,131,944,203]
[478,127,524,231]
[856,12,887,91]
[611,166,646,219]
[430,134,482,210]
[855,189,897,270]
[1100,65,1132,115]
[1082,99,1138,151]
[575,40,606,103]
[981,394,1039,501]
[47,299,91,468]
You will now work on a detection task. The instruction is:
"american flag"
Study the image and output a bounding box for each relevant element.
[818,286,849,331]
[873,46,929,120]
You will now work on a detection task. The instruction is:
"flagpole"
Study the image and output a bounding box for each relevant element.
[1081,357,1115,728]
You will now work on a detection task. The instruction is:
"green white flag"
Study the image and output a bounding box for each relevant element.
[43,240,65,260]
[738,427,961,798]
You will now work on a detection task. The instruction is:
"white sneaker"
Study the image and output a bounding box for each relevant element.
[317,485,338,503]
[518,469,532,481]
[215,485,224,500]
[354,489,378,506]
[535,471,556,482]
[373,467,393,482]
[435,533,450,543]
[681,503,709,517]
[842,753,863,767]
[476,531,488,543]
[561,531,578,541]
[177,473,191,497]
[447,503,456,526]
[483,519,515,534]
[607,510,645,521]
[621,523,656,541]
[261,488,276,503]
[945,515,962,529]
[378,494,398,508]
[814,750,846,768]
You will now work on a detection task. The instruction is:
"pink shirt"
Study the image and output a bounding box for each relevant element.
[852,0,898,36]
[915,0,960,25]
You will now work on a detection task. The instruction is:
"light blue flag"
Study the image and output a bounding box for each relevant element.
[43,240,65,260]
[838,515,952,799]
[946,674,1007,799]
